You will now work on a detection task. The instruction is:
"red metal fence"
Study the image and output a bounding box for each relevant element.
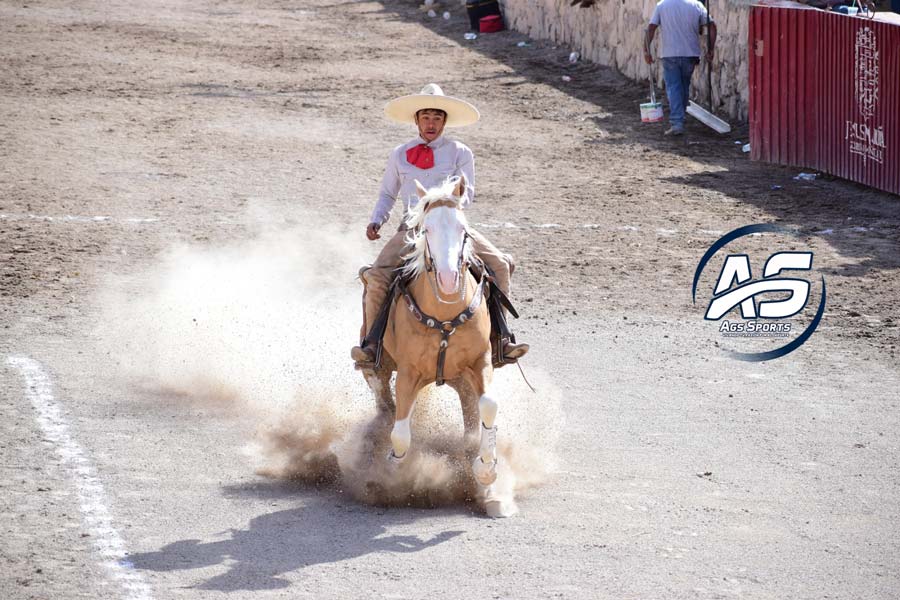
[749,1,900,195]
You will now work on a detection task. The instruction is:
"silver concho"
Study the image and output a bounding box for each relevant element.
[426,318,435,328]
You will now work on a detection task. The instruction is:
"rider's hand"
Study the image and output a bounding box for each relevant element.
[366,222,381,240]
[643,51,653,65]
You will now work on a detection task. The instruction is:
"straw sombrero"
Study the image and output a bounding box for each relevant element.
[384,83,480,128]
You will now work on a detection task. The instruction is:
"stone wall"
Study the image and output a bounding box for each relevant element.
[495,0,752,122]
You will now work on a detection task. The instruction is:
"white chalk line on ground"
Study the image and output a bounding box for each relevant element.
[7,356,153,600]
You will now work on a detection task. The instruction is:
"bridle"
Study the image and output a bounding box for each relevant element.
[398,196,486,386]
[419,198,472,305]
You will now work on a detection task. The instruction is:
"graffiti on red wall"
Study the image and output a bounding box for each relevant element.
[847,27,885,165]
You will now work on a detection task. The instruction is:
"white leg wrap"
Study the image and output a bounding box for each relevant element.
[478,394,498,464]
[390,418,411,461]
[479,394,498,428]
[472,430,498,486]
[472,394,499,485]
[472,457,497,485]
[479,423,498,465]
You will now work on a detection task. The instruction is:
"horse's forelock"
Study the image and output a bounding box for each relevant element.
[403,178,462,230]
[401,183,469,280]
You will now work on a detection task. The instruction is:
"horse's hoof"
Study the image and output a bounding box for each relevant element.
[472,456,497,486]
[484,499,518,518]
[386,449,406,466]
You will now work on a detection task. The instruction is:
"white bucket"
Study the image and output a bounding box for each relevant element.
[640,101,664,123]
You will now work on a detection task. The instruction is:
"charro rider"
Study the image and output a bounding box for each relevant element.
[351,83,529,366]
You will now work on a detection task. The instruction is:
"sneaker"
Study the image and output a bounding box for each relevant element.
[664,126,685,136]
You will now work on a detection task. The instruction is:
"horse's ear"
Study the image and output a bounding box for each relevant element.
[414,180,428,199]
[453,175,466,198]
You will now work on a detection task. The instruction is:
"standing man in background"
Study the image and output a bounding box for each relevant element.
[643,0,717,136]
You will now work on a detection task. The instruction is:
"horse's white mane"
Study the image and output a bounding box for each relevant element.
[402,177,461,230]
[400,177,473,279]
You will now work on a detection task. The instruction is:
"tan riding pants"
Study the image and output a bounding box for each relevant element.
[359,227,513,340]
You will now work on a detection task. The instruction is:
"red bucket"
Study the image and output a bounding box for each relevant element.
[479,15,504,33]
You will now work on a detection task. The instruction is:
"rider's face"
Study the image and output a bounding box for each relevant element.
[416,110,446,143]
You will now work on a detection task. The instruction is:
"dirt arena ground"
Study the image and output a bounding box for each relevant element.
[2,1,899,599]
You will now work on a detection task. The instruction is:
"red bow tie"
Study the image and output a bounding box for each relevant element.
[406,144,434,170]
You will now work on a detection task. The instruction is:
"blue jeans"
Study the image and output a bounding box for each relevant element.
[662,57,699,129]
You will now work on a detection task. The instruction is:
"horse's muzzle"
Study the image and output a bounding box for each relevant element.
[437,270,460,296]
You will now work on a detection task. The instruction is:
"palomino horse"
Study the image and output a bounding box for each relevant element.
[359,176,513,517]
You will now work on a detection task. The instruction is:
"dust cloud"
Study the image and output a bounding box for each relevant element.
[97,213,561,511]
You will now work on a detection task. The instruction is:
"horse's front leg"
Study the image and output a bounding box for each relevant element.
[388,368,424,464]
[463,357,518,518]
[448,378,480,439]
[364,354,395,417]
[462,358,498,486]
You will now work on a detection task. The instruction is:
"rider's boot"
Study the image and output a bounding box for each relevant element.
[492,261,528,364]
[502,341,529,361]
[352,265,382,368]
[351,345,376,364]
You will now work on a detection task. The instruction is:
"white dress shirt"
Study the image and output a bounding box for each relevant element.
[371,135,475,227]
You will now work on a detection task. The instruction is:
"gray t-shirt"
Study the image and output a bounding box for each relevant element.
[650,0,712,58]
